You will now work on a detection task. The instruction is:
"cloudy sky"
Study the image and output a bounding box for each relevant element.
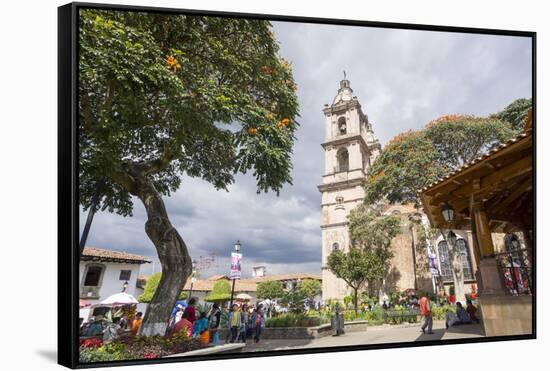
[80,20,532,279]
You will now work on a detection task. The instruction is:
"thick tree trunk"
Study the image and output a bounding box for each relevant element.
[440,230,466,304]
[138,182,192,336]
[112,166,192,336]
[353,287,358,314]
[450,250,466,304]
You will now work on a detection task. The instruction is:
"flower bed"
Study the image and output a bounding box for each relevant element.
[79,330,205,363]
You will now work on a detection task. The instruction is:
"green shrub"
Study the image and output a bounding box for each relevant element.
[431,304,455,320]
[265,313,321,328]
[139,272,188,303]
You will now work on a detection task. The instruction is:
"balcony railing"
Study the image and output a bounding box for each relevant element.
[495,249,532,296]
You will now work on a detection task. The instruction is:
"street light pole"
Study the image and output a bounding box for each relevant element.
[79,179,105,255]
[229,279,236,308]
[229,240,241,308]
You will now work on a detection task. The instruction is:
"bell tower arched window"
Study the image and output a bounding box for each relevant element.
[336,148,349,172]
[338,117,347,135]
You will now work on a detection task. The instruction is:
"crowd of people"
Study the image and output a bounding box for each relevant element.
[419,294,480,334]
[80,307,143,342]
[164,298,267,345]
[80,297,268,347]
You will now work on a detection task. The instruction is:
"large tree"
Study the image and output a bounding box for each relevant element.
[204,280,232,303]
[79,10,299,335]
[256,280,285,301]
[364,130,446,207]
[256,280,285,317]
[424,115,518,169]
[364,114,516,303]
[297,279,322,308]
[491,98,532,131]
[347,204,401,303]
[327,247,383,314]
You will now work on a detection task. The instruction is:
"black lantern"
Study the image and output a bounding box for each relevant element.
[441,202,455,223]
[447,230,457,247]
[234,240,241,253]
[122,281,129,292]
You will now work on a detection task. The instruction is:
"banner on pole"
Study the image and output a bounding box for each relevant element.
[230,252,242,279]
[428,251,439,277]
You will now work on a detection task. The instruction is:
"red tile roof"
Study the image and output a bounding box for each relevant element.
[82,247,152,264]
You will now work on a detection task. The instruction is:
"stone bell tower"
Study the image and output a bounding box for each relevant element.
[318,78,381,301]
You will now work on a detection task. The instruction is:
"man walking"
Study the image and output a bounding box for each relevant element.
[419,293,434,334]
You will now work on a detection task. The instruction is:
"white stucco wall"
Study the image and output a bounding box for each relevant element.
[79,261,145,304]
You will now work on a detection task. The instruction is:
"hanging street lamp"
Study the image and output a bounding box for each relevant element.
[441,202,455,223]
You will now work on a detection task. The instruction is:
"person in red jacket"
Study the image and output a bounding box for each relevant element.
[419,294,434,334]
[183,297,197,324]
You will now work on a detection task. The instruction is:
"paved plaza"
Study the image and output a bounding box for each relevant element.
[241,321,485,352]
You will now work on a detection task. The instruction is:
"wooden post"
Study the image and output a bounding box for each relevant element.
[471,201,505,295]
[472,203,496,257]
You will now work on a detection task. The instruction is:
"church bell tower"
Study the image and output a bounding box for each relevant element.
[319,78,381,301]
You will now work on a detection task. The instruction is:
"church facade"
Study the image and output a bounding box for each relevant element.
[318,79,481,302]
[318,78,382,300]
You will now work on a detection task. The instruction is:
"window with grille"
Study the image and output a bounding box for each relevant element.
[84,266,103,286]
[456,239,474,280]
[438,238,474,282]
[119,270,131,281]
[438,241,453,282]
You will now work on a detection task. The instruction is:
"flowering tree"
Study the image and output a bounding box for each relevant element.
[79,10,299,335]
[364,114,516,303]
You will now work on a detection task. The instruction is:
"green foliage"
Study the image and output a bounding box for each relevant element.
[204,280,231,302]
[80,343,127,363]
[265,313,321,328]
[492,98,532,131]
[330,205,401,313]
[381,307,420,324]
[297,279,322,304]
[365,114,517,206]
[256,280,285,300]
[359,292,378,307]
[138,273,188,303]
[195,302,212,317]
[281,287,308,313]
[431,304,455,320]
[79,9,300,215]
[425,115,517,170]
[324,298,341,312]
[365,130,446,206]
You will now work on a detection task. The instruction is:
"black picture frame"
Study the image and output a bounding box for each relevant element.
[58,2,536,368]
